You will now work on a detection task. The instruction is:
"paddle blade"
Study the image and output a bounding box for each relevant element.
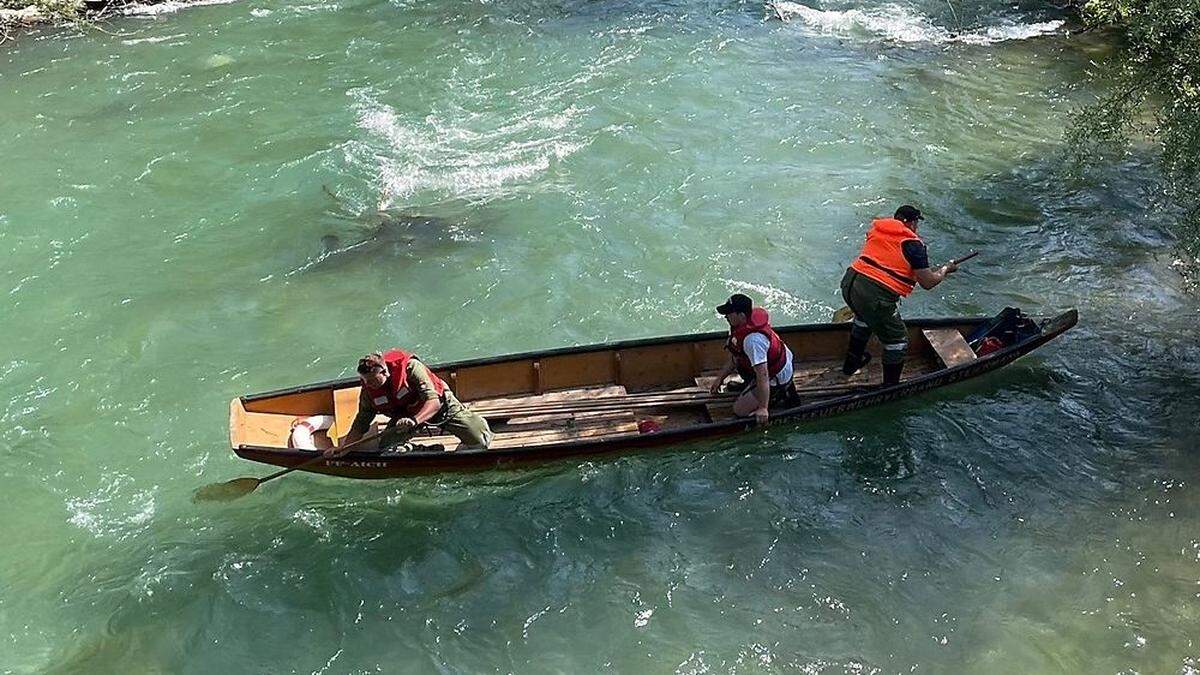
[831,306,855,323]
[193,477,261,502]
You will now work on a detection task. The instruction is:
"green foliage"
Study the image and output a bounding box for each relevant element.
[1070,0,1200,258]
[0,0,83,19]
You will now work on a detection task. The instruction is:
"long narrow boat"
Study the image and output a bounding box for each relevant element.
[229,308,1077,478]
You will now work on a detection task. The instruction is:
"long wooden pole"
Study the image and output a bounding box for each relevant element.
[474,380,870,410]
[476,382,871,419]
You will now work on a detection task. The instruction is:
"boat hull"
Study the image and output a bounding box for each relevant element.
[230,310,1077,478]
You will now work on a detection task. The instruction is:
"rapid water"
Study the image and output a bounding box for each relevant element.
[1,0,1197,672]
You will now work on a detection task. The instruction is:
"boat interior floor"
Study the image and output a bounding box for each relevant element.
[239,354,943,454]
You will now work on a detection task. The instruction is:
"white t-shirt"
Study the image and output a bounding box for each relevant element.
[743,332,794,386]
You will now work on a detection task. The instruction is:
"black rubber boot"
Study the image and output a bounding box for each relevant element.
[842,351,871,376]
[882,361,904,386]
[841,328,872,375]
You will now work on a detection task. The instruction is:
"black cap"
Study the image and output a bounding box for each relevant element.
[894,205,924,222]
[716,293,753,315]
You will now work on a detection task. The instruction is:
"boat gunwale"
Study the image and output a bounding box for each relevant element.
[232,309,1077,473]
[239,315,997,404]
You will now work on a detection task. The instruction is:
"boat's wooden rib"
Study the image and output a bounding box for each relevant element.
[229,309,1078,478]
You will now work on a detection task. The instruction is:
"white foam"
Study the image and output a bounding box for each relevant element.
[66,474,156,540]
[350,90,586,208]
[769,2,1063,45]
[719,279,829,317]
[122,0,238,17]
[956,20,1066,45]
[120,32,187,45]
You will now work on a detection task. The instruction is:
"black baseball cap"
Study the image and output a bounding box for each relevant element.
[894,205,924,222]
[716,293,753,315]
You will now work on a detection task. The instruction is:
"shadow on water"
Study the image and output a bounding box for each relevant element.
[285,187,485,276]
[294,211,474,275]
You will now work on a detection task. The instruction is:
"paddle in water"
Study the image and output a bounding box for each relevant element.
[194,428,383,502]
[193,453,331,502]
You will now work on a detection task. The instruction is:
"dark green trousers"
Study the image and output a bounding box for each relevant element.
[380,392,493,449]
[840,268,909,365]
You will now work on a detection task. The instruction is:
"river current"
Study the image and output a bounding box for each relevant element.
[1,0,1197,672]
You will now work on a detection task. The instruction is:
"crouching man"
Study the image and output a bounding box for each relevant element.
[709,293,798,424]
[326,350,493,456]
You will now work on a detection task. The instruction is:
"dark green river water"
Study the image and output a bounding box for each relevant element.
[1,0,1197,671]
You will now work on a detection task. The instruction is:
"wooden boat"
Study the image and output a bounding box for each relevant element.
[229,308,1077,478]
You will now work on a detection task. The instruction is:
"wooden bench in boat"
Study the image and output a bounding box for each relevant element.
[922,328,977,368]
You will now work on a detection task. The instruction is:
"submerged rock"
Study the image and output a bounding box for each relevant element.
[205,53,235,68]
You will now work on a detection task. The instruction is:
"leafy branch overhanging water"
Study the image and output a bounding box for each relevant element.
[1068,0,1200,265]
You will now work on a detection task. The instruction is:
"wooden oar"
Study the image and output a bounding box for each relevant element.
[194,432,377,502]
[483,382,871,415]
[478,382,871,420]
[481,395,730,420]
[953,250,980,265]
[469,387,735,410]
[482,389,732,409]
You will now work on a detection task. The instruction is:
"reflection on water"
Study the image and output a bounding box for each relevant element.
[0,0,1197,671]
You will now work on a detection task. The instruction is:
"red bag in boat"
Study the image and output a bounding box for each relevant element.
[977,336,1004,356]
[637,419,662,434]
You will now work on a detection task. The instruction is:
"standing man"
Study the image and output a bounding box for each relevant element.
[840,205,958,386]
[325,349,493,456]
[709,293,798,424]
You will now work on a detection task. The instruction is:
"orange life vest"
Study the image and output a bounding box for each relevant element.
[362,349,447,417]
[849,218,923,297]
[727,308,787,382]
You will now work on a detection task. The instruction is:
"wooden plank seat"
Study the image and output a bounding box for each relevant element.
[922,328,977,368]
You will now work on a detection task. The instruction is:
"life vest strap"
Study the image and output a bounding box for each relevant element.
[858,255,916,286]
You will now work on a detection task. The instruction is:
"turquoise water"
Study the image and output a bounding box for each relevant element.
[1,0,1197,672]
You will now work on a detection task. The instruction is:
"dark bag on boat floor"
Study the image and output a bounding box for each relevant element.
[966,307,1041,351]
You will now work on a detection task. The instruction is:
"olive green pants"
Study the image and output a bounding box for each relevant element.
[381,391,494,449]
[840,268,909,365]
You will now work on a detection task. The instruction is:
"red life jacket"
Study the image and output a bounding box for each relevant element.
[849,217,923,296]
[726,308,788,382]
[362,349,447,417]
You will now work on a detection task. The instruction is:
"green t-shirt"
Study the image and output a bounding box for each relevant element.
[350,359,441,434]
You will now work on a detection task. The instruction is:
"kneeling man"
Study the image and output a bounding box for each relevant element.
[326,349,493,456]
[709,293,797,424]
